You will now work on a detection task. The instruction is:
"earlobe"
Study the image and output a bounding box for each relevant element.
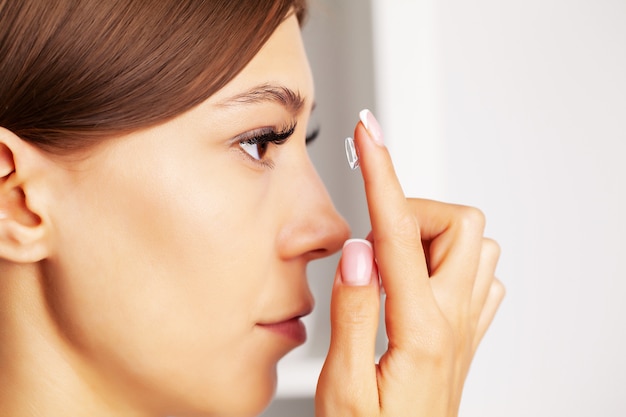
[0,127,50,263]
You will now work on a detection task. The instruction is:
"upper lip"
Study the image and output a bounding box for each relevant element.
[257,303,313,325]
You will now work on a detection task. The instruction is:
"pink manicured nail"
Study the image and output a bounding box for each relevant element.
[359,109,385,146]
[341,239,373,286]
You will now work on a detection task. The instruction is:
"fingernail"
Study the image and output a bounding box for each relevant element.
[341,239,373,286]
[359,109,385,146]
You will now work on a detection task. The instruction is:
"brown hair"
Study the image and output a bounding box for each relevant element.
[0,0,307,153]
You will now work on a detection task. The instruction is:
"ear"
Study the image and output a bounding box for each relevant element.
[0,127,51,263]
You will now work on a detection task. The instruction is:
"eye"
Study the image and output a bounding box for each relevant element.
[237,122,296,164]
[240,140,269,161]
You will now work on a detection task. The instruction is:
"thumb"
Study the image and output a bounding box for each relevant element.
[316,239,381,415]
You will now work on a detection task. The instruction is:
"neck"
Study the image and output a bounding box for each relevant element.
[0,262,147,417]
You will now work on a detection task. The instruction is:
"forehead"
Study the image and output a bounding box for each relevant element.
[207,15,314,109]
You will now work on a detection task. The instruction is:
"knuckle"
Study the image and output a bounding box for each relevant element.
[336,294,378,327]
[482,237,501,261]
[456,205,486,234]
[491,278,506,301]
[384,212,420,247]
[343,307,373,327]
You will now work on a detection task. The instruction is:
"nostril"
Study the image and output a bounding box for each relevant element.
[307,248,328,260]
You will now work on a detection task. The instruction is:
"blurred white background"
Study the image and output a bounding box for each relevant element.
[263,0,626,416]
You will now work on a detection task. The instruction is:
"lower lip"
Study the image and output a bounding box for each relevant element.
[258,318,307,344]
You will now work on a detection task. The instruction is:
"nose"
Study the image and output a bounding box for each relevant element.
[276,154,351,261]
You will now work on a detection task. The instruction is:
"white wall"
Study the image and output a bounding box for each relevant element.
[266,1,626,416]
[371,0,626,416]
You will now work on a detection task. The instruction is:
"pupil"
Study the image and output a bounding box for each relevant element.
[258,142,268,158]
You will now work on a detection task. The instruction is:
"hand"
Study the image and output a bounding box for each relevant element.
[315,110,505,417]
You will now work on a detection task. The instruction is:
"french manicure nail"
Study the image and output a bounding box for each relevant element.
[341,239,373,286]
[359,109,385,146]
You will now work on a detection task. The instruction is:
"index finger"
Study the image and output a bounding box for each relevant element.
[353,110,438,337]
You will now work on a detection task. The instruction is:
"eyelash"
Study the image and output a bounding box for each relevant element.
[306,126,320,144]
[238,122,320,169]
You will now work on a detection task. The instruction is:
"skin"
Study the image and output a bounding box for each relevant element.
[316,117,505,416]
[0,15,349,417]
[0,11,504,417]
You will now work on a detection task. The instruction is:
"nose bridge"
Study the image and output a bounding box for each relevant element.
[277,152,350,260]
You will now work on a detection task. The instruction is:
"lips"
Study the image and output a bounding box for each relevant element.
[257,306,312,345]
[258,317,307,344]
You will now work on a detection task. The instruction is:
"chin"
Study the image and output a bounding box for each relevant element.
[175,364,279,417]
[231,365,279,417]
[227,387,277,417]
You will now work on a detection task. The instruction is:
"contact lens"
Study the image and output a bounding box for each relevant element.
[345,137,359,170]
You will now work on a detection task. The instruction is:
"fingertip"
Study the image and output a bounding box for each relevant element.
[358,109,385,146]
[359,109,371,129]
[343,238,372,249]
[341,239,374,286]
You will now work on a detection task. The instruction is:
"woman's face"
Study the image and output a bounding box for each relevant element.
[41,15,349,417]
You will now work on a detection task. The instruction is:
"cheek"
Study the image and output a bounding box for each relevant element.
[44,153,282,414]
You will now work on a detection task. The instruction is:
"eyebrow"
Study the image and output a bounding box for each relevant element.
[215,83,307,116]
